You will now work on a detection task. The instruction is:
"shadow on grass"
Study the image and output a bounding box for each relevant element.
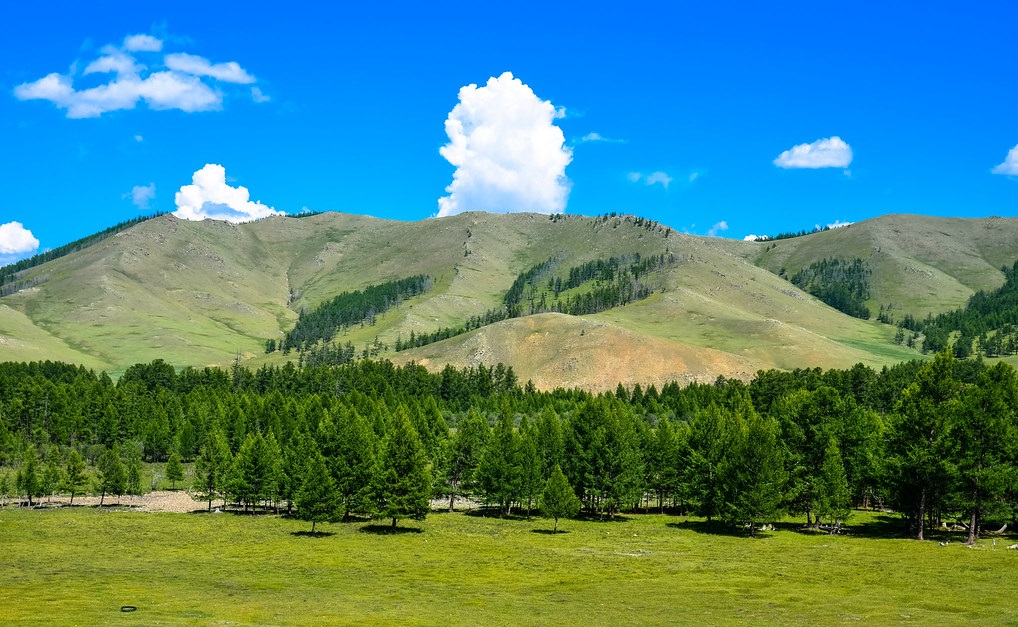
[358,524,424,535]
[290,530,336,538]
[531,529,570,535]
[463,507,535,522]
[667,520,758,538]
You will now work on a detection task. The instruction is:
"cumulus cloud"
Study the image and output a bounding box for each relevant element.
[14,33,259,118]
[628,171,673,189]
[743,234,761,241]
[827,219,853,229]
[0,222,40,265]
[774,136,853,169]
[992,144,1018,175]
[123,34,163,52]
[437,71,572,217]
[126,183,156,209]
[707,221,729,237]
[173,164,283,223]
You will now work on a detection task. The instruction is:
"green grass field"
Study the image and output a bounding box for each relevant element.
[2,506,1016,626]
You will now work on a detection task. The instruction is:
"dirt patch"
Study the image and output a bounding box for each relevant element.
[25,490,210,513]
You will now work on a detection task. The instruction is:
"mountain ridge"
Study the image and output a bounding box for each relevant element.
[2,211,1015,388]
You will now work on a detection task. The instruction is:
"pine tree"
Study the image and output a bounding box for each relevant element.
[541,465,581,532]
[17,445,42,507]
[193,426,233,511]
[371,405,431,531]
[96,445,126,507]
[817,437,851,531]
[295,449,341,533]
[62,449,87,505]
[475,413,521,514]
[42,449,63,503]
[125,448,144,496]
[165,449,184,490]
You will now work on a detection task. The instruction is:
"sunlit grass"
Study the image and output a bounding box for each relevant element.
[1,506,1015,626]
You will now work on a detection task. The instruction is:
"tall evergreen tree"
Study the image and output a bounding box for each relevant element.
[295,449,341,533]
[62,449,87,505]
[888,349,962,540]
[371,405,431,530]
[475,413,521,514]
[96,444,126,507]
[193,426,233,511]
[16,445,42,507]
[954,362,1018,545]
[541,465,581,533]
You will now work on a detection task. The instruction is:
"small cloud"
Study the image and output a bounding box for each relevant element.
[437,71,572,217]
[629,171,672,189]
[707,221,729,237]
[126,183,156,210]
[164,52,255,84]
[174,164,283,223]
[743,234,761,241]
[689,172,700,183]
[123,34,163,52]
[827,219,853,229]
[575,132,624,144]
[251,87,270,103]
[774,136,853,169]
[0,222,41,265]
[992,144,1018,175]
[14,33,258,118]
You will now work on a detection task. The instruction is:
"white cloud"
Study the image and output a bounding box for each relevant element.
[774,136,853,169]
[123,34,163,52]
[992,144,1018,175]
[743,234,761,241]
[707,221,729,237]
[174,164,283,223]
[127,183,156,209]
[827,219,853,229]
[576,132,624,144]
[251,87,270,103]
[437,71,572,217]
[135,134,144,142]
[14,34,257,118]
[164,53,255,84]
[628,171,673,189]
[0,222,40,264]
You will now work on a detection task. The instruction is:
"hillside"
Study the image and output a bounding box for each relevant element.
[1,210,990,388]
[724,214,1018,322]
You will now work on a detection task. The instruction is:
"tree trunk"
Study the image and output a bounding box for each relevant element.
[967,502,978,546]
[448,492,455,513]
[311,520,317,533]
[208,498,213,512]
[391,517,397,532]
[554,516,559,533]
[917,488,927,541]
[99,488,106,507]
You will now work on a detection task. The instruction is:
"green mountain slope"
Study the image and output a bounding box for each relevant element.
[0,211,975,387]
[724,214,1018,321]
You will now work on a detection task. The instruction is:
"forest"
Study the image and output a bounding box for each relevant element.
[789,257,871,319]
[1,350,1016,540]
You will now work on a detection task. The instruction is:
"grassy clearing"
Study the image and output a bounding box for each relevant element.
[1,507,1016,626]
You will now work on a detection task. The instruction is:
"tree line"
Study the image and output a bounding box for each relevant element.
[1,352,1015,540]
[395,252,676,351]
[789,257,871,320]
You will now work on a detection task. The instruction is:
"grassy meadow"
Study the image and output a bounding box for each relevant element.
[2,505,1016,626]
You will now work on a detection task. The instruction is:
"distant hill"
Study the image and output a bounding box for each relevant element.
[7,210,1015,388]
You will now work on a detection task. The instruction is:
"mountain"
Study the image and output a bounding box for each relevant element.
[3,211,1015,389]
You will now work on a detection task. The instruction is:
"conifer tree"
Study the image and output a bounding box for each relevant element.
[371,405,431,531]
[125,447,144,496]
[62,449,87,505]
[295,449,341,533]
[541,465,581,532]
[42,449,63,503]
[475,413,521,514]
[16,445,42,507]
[96,444,126,506]
[193,426,233,511]
[165,449,184,490]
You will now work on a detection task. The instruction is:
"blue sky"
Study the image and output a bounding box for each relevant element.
[2,1,1018,264]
